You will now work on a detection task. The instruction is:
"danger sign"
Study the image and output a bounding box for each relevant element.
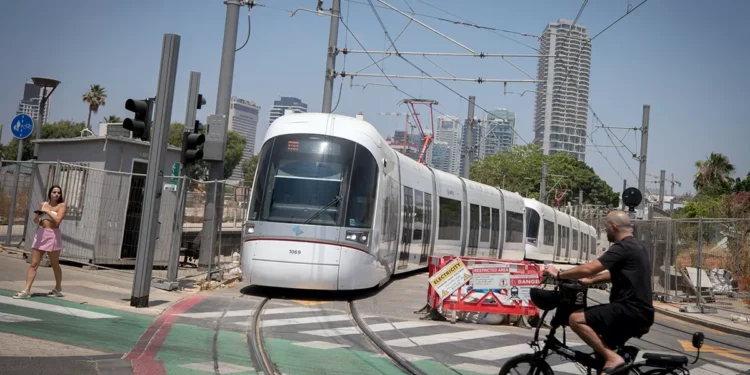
[510,274,541,286]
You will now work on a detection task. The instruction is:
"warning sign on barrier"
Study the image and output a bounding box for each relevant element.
[471,264,511,289]
[429,258,472,302]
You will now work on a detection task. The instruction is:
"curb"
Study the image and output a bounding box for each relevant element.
[654,306,750,339]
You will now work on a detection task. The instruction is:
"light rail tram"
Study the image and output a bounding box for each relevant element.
[242,113,599,290]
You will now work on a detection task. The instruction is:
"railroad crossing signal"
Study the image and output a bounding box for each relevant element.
[123,98,154,141]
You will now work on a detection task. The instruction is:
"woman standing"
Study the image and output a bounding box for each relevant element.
[13,185,67,299]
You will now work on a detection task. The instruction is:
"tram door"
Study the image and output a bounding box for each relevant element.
[419,192,432,265]
[398,187,414,269]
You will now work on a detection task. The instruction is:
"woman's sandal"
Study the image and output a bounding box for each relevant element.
[12,291,30,299]
[47,289,64,297]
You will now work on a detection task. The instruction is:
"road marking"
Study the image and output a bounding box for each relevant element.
[300,320,438,337]
[289,300,331,306]
[292,341,349,350]
[384,329,507,348]
[0,312,41,323]
[690,362,750,375]
[457,341,584,361]
[551,362,584,374]
[177,306,336,319]
[679,340,750,363]
[373,352,432,362]
[180,361,254,374]
[451,363,499,374]
[235,314,353,328]
[0,296,118,319]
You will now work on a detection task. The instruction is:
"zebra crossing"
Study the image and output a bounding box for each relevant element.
[173,297,750,375]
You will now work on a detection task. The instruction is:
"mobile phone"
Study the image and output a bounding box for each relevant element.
[34,210,44,215]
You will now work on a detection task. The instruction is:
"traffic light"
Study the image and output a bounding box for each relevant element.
[123,98,154,141]
[181,120,205,165]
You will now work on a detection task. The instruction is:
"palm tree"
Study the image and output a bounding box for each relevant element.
[82,84,107,130]
[103,115,121,123]
[694,153,735,195]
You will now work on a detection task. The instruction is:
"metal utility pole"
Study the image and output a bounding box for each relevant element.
[130,33,180,308]
[637,105,650,210]
[540,163,547,204]
[621,179,627,210]
[202,0,242,269]
[166,72,202,284]
[462,95,475,179]
[321,0,341,113]
[658,169,666,210]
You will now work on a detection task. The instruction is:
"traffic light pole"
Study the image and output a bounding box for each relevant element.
[166,71,202,284]
[130,33,181,308]
[201,0,241,270]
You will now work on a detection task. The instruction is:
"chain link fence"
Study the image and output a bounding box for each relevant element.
[0,159,249,290]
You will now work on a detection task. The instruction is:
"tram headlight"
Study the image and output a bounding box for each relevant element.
[245,222,255,235]
[345,230,369,245]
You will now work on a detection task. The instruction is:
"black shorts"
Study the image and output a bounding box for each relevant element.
[583,303,653,348]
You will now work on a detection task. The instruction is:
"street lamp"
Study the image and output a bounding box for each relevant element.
[30,77,60,157]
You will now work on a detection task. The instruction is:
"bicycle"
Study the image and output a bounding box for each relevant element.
[498,276,705,375]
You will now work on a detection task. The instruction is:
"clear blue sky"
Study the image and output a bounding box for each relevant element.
[1,0,748,197]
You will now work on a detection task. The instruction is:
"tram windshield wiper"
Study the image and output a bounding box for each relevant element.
[302,195,342,225]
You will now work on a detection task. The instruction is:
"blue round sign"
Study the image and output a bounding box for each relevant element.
[11,114,34,140]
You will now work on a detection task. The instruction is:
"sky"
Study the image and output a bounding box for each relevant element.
[1,0,748,197]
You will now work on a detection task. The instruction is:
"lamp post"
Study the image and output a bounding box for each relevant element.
[19,77,59,248]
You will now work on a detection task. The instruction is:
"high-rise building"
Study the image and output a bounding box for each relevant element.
[460,117,482,177]
[533,19,591,161]
[433,115,462,175]
[228,96,261,181]
[481,109,516,158]
[17,81,51,126]
[268,96,308,126]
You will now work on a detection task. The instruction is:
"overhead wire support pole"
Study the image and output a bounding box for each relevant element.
[321,0,341,113]
[335,72,537,83]
[340,50,552,58]
[376,0,475,53]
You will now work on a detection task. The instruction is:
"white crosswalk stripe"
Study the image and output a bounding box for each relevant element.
[300,320,438,337]
[0,296,118,319]
[236,314,353,328]
[451,363,499,374]
[0,312,41,323]
[384,329,507,348]
[457,341,584,361]
[177,306,336,319]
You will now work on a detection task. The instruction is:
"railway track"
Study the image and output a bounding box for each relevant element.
[243,296,429,375]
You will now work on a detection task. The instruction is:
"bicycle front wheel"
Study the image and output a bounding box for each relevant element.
[498,354,554,375]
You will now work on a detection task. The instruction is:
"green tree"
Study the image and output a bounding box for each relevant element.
[470,144,619,207]
[731,173,750,193]
[82,84,107,130]
[693,153,735,196]
[166,123,245,181]
[242,154,260,187]
[104,115,121,123]
[1,121,87,160]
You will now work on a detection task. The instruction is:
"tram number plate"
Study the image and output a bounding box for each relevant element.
[289,249,302,255]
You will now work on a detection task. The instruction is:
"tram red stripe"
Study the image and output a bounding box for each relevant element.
[244,237,369,253]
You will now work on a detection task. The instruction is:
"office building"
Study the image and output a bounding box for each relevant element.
[228,96,261,181]
[17,81,51,126]
[433,115,462,175]
[481,109,516,158]
[268,96,308,126]
[533,19,591,161]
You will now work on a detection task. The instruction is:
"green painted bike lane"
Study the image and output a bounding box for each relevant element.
[0,290,490,374]
[0,289,153,354]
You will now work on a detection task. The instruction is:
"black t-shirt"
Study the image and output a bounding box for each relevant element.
[598,236,655,322]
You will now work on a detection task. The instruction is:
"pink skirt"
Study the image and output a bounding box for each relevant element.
[32,227,62,251]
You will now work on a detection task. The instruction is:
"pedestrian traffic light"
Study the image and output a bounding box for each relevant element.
[123,98,153,141]
[181,120,205,165]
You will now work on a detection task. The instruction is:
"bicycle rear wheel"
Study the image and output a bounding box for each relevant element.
[498,354,554,375]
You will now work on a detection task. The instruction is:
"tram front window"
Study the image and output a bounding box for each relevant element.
[248,134,378,228]
[525,208,541,245]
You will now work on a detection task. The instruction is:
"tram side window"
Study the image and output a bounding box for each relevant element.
[572,229,579,250]
[525,209,541,245]
[583,234,589,255]
[505,211,524,243]
[543,219,555,246]
[438,197,461,240]
[590,237,597,256]
[413,190,424,241]
[480,206,490,242]
[490,208,500,250]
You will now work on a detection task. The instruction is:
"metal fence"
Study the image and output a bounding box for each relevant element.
[0,159,249,288]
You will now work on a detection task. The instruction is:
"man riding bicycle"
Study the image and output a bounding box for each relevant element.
[543,210,654,375]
